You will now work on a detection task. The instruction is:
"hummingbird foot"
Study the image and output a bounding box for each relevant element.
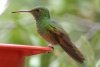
[48,44,54,50]
[47,44,54,53]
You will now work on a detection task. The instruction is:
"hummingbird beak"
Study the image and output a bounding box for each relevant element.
[12,10,31,13]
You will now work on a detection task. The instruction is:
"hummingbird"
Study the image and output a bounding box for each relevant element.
[12,7,85,63]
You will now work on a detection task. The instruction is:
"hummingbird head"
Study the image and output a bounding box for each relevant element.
[30,7,50,21]
[12,7,50,22]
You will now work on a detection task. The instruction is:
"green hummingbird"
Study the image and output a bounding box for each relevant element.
[12,7,85,63]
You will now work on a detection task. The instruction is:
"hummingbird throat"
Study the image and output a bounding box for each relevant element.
[34,15,50,23]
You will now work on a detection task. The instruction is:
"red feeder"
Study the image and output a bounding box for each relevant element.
[0,43,52,67]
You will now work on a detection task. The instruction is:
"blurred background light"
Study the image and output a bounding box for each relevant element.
[0,0,8,15]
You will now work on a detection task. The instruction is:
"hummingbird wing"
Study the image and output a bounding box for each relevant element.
[47,22,85,63]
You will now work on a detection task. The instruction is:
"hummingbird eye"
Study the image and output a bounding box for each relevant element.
[36,9,40,12]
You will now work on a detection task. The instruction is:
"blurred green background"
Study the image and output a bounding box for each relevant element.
[0,0,100,67]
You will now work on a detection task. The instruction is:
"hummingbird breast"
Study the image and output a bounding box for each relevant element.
[39,30,58,45]
[37,26,58,45]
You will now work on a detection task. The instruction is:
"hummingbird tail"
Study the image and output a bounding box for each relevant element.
[59,37,85,63]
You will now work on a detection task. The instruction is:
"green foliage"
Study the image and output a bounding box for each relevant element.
[0,0,100,67]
